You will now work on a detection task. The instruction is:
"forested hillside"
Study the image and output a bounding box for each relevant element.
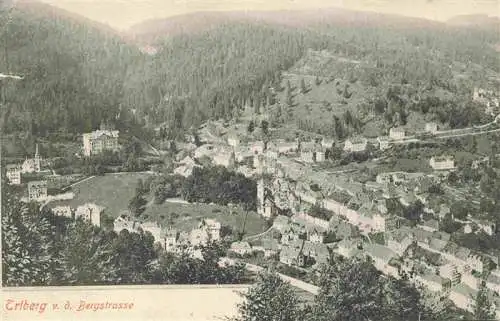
[0,2,142,136]
[127,18,499,137]
[1,2,499,142]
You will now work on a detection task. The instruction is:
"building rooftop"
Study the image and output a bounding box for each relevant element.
[390,127,405,133]
[365,244,397,261]
[451,283,478,298]
[431,155,454,162]
[84,129,119,139]
[377,136,390,142]
[6,164,21,170]
[231,241,252,251]
[262,239,280,251]
[28,180,47,187]
[420,273,449,285]
[347,137,368,144]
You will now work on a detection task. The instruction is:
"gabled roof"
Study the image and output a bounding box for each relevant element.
[231,241,252,250]
[365,244,397,261]
[85,129,119,139]
[262,239,280,251]
[347,136,367,144]
[28,180,47,187]
[6,164,21,170]
[451,283,478,298]
[390,127,405,133]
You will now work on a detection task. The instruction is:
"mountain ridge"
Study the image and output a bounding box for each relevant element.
[126,8,446,45]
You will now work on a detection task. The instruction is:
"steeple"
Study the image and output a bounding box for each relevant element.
[35,143,39,158]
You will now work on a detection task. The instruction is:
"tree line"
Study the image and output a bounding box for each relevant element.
[1,187,246,286]
[233,256,495,321]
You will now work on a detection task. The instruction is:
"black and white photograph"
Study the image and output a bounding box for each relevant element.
[1,0,500,320]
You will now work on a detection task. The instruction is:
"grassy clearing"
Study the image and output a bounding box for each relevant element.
[67,172,154,216]
[143,201,269,236]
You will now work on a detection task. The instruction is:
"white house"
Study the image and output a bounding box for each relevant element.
[387,232,414,256]
[307,227,326,244]
[6,164,22,185]
[227,133,241,147]
[425,122,438,134]
[316,149,326,162]
[198,219,221,242]
[389,127,405,140]
[190,228,210,247]
[75,203,102,227]
[300,146,315,163]
[274,139,298,154]
[414,273,450,294]
[230,241,252,256]
[377,136,390,150]
[52,206,73,218]
[265,146,279,160]
[429,156,455,170]
[260,198,276,219]
[213,151,236,168]
[321,137,335,149]
[113,214,137,234]
[164,229,178,252]
[139,221,163,243]
[475,220,496,236]
[440,262,461,285]
[344,137,368,153]
[113,214,163,244]
[466,254,484,273]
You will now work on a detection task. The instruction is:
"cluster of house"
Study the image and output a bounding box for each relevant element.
[253,157,500,314]
[380,226,500,317]
[473,87,500,116]
[228,214,331,269]
[51,202,103,226]
[82,123,120,157]
[113,214,222,256]
[6,144,42,185]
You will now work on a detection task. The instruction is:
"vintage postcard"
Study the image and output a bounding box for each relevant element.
[1,0,500,320]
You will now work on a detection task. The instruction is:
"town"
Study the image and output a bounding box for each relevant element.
[4,82,500,318]
[2,2,500,320]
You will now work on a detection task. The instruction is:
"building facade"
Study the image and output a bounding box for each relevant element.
[6,164,22,185]
[28,180,48,201]
[82,130,120,156]
[429,156,455,170]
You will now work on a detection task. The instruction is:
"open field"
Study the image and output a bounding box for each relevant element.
[143,201,269,236]
[66,172,154,216]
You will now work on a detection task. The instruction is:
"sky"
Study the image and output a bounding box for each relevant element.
[30,0,500,30]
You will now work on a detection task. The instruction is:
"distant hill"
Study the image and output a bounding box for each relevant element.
[447,14,500,28]
[127,8,444,45]
[14,0,123,38]
[2,0,499,150]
